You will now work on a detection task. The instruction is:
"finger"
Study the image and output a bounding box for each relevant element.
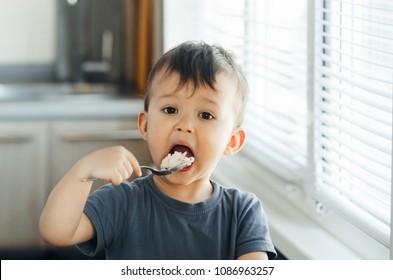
[125,151,142,177]
[122,160,133,179]
[111,169,124,186]
[116,164,131,181]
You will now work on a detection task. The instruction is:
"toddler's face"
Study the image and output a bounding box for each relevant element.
[138,70,242,185]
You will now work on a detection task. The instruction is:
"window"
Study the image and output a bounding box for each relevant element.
[163,0,392,259]
[314,0,392,248]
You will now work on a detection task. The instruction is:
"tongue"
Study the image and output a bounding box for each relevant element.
[171,145,193,157]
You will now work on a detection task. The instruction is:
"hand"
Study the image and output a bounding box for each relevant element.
[76,146,142,185]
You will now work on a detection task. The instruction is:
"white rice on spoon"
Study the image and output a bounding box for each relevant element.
[160,151,195,170]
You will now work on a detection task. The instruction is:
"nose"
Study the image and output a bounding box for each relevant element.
[175,115,194,134]
[176,127,193,133]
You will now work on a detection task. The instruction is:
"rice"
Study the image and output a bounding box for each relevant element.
[160,151,195,170]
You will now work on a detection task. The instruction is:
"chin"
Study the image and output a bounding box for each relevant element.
[157,172,196,186]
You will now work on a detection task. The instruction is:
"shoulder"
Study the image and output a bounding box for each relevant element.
[212,180,263,213]
[84,176,153,227]
[215,181,260,205]
[88,176,151,203]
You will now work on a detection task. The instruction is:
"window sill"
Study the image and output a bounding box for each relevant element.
[213,153,364,260]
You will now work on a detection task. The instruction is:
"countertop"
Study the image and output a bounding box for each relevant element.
[0,97,145,120]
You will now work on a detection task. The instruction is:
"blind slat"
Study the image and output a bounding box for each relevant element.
[324,0,393,12]
[246,129,306,165]
[315,104,391,140]
[315,114,391,154]
[246,140,304,182]
[319,90,391,126]
[319,20,393,41]
[316,53,393,84]
[317,68,392,99]
[316,42,393,70]
[316,169,390,220]
[320,32,393,55]
[315,129,391,168]
[320,8,393,27]
[317,78,392,113]
[317,177,390,228]
[318,145,391,186]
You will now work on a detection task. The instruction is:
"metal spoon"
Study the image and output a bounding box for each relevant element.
[81,161,192,182]
[140,161,192,176]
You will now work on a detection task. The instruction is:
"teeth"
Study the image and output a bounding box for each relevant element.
[161,151,195,170]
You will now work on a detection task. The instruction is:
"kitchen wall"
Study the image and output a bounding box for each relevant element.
[0,0,56,65]
[0,0,162,87]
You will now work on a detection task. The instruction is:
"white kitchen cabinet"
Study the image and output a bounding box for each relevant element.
[50,119,151,192]
[0,118,151,248]
[0,121,49,247]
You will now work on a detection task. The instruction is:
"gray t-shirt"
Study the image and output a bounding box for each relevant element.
[77,174,276,259]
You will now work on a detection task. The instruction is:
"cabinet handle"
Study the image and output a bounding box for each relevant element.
[61,129,142,142]
[0,134,32,143]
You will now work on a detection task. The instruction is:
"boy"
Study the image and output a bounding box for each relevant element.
[39,41,277,260]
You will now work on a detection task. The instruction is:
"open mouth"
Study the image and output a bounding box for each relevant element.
[169,144,194,158]
[169,144,195,171]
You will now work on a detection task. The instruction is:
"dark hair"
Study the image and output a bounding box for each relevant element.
[144,41,248,126]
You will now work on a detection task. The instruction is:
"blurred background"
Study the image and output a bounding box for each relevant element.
[0,0,162,259]
[0,0,391,260]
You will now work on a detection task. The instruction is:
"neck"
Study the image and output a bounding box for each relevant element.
[152,176,213,204]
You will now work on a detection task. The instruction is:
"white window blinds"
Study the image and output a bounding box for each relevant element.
[199,0,309,184]
[314,0,392,245]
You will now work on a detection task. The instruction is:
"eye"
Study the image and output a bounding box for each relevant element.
[199,112,214,120]
[163,107,177,114]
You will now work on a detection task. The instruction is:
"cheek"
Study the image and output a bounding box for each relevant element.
[146,114,165,138]
[145,119,170,157]
[146,138,165,166]
[200,127,232,155]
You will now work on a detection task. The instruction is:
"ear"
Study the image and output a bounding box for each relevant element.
[224,128,246,155]
[137,111,148,140]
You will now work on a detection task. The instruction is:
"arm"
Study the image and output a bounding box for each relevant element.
[235,194,276,260]
[39,146,141,246]
[237,251,269,260]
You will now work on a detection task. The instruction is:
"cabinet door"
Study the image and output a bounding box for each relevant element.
[0,121,48,247]
[50,119,152,191]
